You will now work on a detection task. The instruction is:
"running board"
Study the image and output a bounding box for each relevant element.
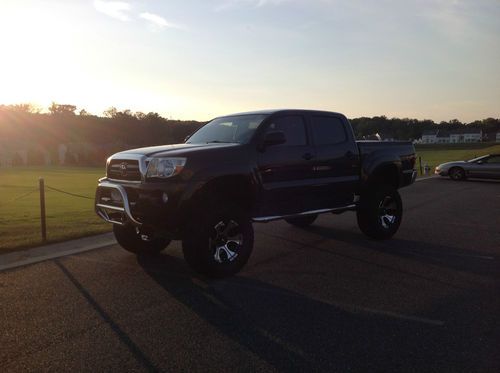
[252,204,356,223]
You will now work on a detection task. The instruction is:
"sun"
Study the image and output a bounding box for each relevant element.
[0,3,85,108]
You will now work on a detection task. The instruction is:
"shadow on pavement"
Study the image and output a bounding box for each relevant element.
[136,254,480,372]
[302,226,499,278]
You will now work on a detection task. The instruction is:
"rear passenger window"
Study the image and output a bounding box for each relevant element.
[311,116,347,145]
[267,115,307,146]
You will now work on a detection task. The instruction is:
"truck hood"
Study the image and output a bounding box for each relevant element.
[114,143,241,158]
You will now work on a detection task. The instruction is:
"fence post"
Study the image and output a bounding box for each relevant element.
[419,156,423,175]
[39,178,47,242]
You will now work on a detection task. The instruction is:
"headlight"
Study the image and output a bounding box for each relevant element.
[146,158,186,179]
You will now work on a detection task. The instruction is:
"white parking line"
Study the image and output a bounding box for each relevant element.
[341,303,445,326]
[216,281,445,327]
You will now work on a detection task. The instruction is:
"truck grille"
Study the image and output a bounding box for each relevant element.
[107,159,142,181]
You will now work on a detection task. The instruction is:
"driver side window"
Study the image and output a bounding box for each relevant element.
[267,115,307,146]
[486,156,500,164]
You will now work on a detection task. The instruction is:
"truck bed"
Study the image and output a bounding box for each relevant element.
[356,140,417,188]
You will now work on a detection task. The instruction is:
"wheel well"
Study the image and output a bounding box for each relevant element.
[369,164,400,189]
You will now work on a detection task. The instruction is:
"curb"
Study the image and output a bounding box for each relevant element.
[415,176,438,182]
[0,233,116,272]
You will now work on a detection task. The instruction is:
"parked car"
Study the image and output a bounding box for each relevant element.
[95,109,416,277]
[435,154,500,180]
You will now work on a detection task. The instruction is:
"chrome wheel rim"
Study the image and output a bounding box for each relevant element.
[378,196,397,229]
[211,220,243,264]
[451,169,462,180]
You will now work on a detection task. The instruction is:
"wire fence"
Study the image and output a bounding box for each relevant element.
[45,185,93,200]
[0,178,96,245]
[0,188,39,208]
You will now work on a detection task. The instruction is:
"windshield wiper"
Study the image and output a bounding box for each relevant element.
[206,140,232,144]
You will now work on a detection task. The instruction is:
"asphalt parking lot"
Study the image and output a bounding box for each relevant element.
[1,178,499,372]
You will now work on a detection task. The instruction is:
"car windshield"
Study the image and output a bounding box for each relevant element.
[186,114,268,144]
[467,155,489,162]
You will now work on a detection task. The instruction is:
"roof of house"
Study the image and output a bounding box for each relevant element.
[436,130,450,138]
[422,130,438,136]
[450,128,482,135]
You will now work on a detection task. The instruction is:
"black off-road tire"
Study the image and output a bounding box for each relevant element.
[113,225,170,255]
[357,184,402,240]
[285,214,318,228]
[449,167,466,181]
[182,207,254,278]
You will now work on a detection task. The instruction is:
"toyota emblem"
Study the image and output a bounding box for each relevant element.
[120,162,128,176]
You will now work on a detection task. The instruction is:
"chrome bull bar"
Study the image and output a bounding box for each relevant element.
[95,181,142,226]
[412,170,417,183]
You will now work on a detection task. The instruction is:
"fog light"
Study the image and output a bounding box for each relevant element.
[162,192,169,203]
[110,190,122,202]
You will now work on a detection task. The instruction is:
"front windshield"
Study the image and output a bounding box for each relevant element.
[187,114,268,144]
[467,155,489,162]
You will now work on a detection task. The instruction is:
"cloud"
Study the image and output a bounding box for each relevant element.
[216,0,291,11]
[94,0,131,21]
[139,12,181,29]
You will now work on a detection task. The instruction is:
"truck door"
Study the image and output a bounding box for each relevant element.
[309,114,360,208]
[257,114,317,216]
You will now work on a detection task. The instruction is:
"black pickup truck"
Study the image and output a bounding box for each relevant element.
[95,110,416,277]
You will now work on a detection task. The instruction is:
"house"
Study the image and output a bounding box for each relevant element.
[484,131,500,142]
[449,128,482,143]
[421,130,438,144]
[436,131,450,144]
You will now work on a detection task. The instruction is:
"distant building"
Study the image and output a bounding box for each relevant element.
[449,128,482,143]
[436,131,450,144]
[420,128,484,143]
[421,130,438,144]
[484,131,499,142]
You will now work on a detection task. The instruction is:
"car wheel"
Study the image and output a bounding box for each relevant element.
[285,214,318,228]
[357,184,402,240]
[449,167,466,181]
[182,207,254,278]
[113,225,170,255]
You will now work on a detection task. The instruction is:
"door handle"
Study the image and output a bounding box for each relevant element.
[302,153,314,161]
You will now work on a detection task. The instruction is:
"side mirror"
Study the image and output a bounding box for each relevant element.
[263,131,286,147]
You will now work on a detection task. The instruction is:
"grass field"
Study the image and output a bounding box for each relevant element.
[0,167,109,252]
[415,143,500,175]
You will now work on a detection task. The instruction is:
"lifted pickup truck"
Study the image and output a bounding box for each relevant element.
[95,110,416,277]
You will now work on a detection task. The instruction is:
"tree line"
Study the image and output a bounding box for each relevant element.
[0,103,499,166]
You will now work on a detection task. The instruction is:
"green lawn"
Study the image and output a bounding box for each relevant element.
[415,143,500,175]
[0,167,110,252]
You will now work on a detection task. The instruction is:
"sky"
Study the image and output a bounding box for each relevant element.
[0,0,499,122]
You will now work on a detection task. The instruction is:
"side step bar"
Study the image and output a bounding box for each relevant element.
[252,204,356,223]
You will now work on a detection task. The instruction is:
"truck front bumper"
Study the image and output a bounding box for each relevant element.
[95,177,198,237]
[95,180,143,226]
